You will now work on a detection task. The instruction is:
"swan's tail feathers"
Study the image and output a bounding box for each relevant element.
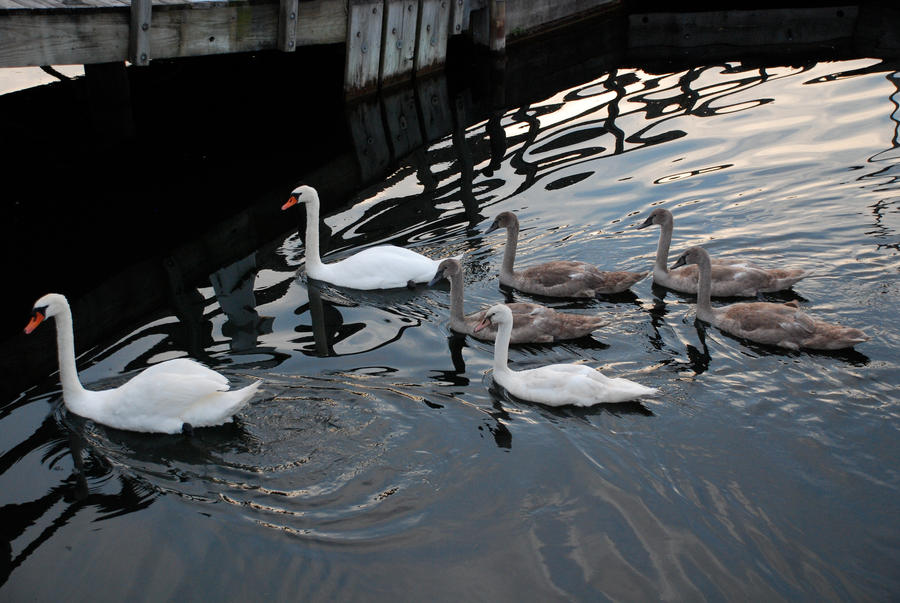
[805,325,869,350]
[187,380,261,427]
[766,268,814,291]
[604,379,659,403]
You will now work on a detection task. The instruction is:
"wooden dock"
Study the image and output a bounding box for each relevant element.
[0,0,621,95]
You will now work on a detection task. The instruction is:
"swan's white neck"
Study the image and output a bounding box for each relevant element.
[694,252,716,322]
[500,223,519,278]
[654,216,674,274]
[493,317,512,375]
[303,194,324,272]
[52,303,88,401]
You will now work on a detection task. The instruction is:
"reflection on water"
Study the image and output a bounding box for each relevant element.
[3,49,900,600]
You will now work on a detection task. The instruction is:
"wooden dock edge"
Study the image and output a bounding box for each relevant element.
[0,0,621,95]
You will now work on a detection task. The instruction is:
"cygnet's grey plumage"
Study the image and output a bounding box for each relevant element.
[637,207,810,297]
[485,211,646,298]
[429,259,608,343]
[673,246,867,350]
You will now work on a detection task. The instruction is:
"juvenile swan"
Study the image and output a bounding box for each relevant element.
[637,207,810,296]
[429,258,608,343]
[475,304,658,406]
[25,294,260,434]
[283,185,457,290]
[672,247,868,350]
[485,211,646,298]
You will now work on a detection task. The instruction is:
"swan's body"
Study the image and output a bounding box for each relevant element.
[476,304,658,406]
[673,247,868,350]
[25,294,260,434]
[637,207,810,297]
[485,212,646,298]
[429,259,608,343]
[284,185,456,290]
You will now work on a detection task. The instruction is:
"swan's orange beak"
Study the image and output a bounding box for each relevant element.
[24,311,44,335]
[282,196,299,211]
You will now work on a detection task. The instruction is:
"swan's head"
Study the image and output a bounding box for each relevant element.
[636,207,673,230]
[428,258,462,287]
[474,304,513,333]
[484,211,519,234]
[282,185,319,211]
[24,293,68,334]
[671,246,710,270]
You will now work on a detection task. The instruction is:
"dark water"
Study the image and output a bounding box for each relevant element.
[3,55,900,600]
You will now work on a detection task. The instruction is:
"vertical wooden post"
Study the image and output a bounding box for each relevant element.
[277,0,299,51]
[489,0,505,52]
[380,0,418,86]
[415,0,451,74]
[345,0,384,96]
[449,0,467,37]
[129,0,152,66]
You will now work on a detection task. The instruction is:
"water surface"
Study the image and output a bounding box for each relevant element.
[3,56,899,600]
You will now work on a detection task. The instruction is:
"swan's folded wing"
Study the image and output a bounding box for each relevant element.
[519,261,593,288]
[113,359,231,416]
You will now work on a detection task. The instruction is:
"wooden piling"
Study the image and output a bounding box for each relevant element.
[128,0,152,65]
[380,0,418,86]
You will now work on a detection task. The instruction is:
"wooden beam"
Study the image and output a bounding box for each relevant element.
[0,0,345,68]
[345,0,383,96]
[415,0,450,74]
[128,0,152,65]
[277,0,299,51]
[380,0,418,86]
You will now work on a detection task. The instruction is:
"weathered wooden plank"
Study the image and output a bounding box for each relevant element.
[276,0,298,51]
[505,0,616,39]
[448,0,464,36]
[488,0,503,51]
[415,0,450,74]
[0,0,345,67]
[344,0,383,95]
[129,0,151,64]
[379,0,417,86]
[628,7,858,48]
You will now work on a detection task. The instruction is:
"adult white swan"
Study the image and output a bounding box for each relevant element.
[485,211,647,298]
[672,247,868,350]
[283,185,457,290]
[637,207,810,297]
[429,258,608,343]
[25,293,260,434]
[475,304,658,406]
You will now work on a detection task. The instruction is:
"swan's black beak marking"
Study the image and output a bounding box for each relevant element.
[636,215,654,229]
[428,269,445,287]
[24,307,47,334]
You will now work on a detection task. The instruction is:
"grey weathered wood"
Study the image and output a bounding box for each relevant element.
[379,0,418,86]
[345,0,383,95]
[415,0,450,74]
[276,0,299,51]
[448,0,466,37]
[382,86,422,159]
[0,0,345,68]
[505,0,616,39]
[128,0,152,64]
[489,0,504,52]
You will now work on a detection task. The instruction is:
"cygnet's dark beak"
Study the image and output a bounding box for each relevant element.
[428,269,445,287]
[671,254,688,270]
[636,215,654,230]
[484,219,500,234]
